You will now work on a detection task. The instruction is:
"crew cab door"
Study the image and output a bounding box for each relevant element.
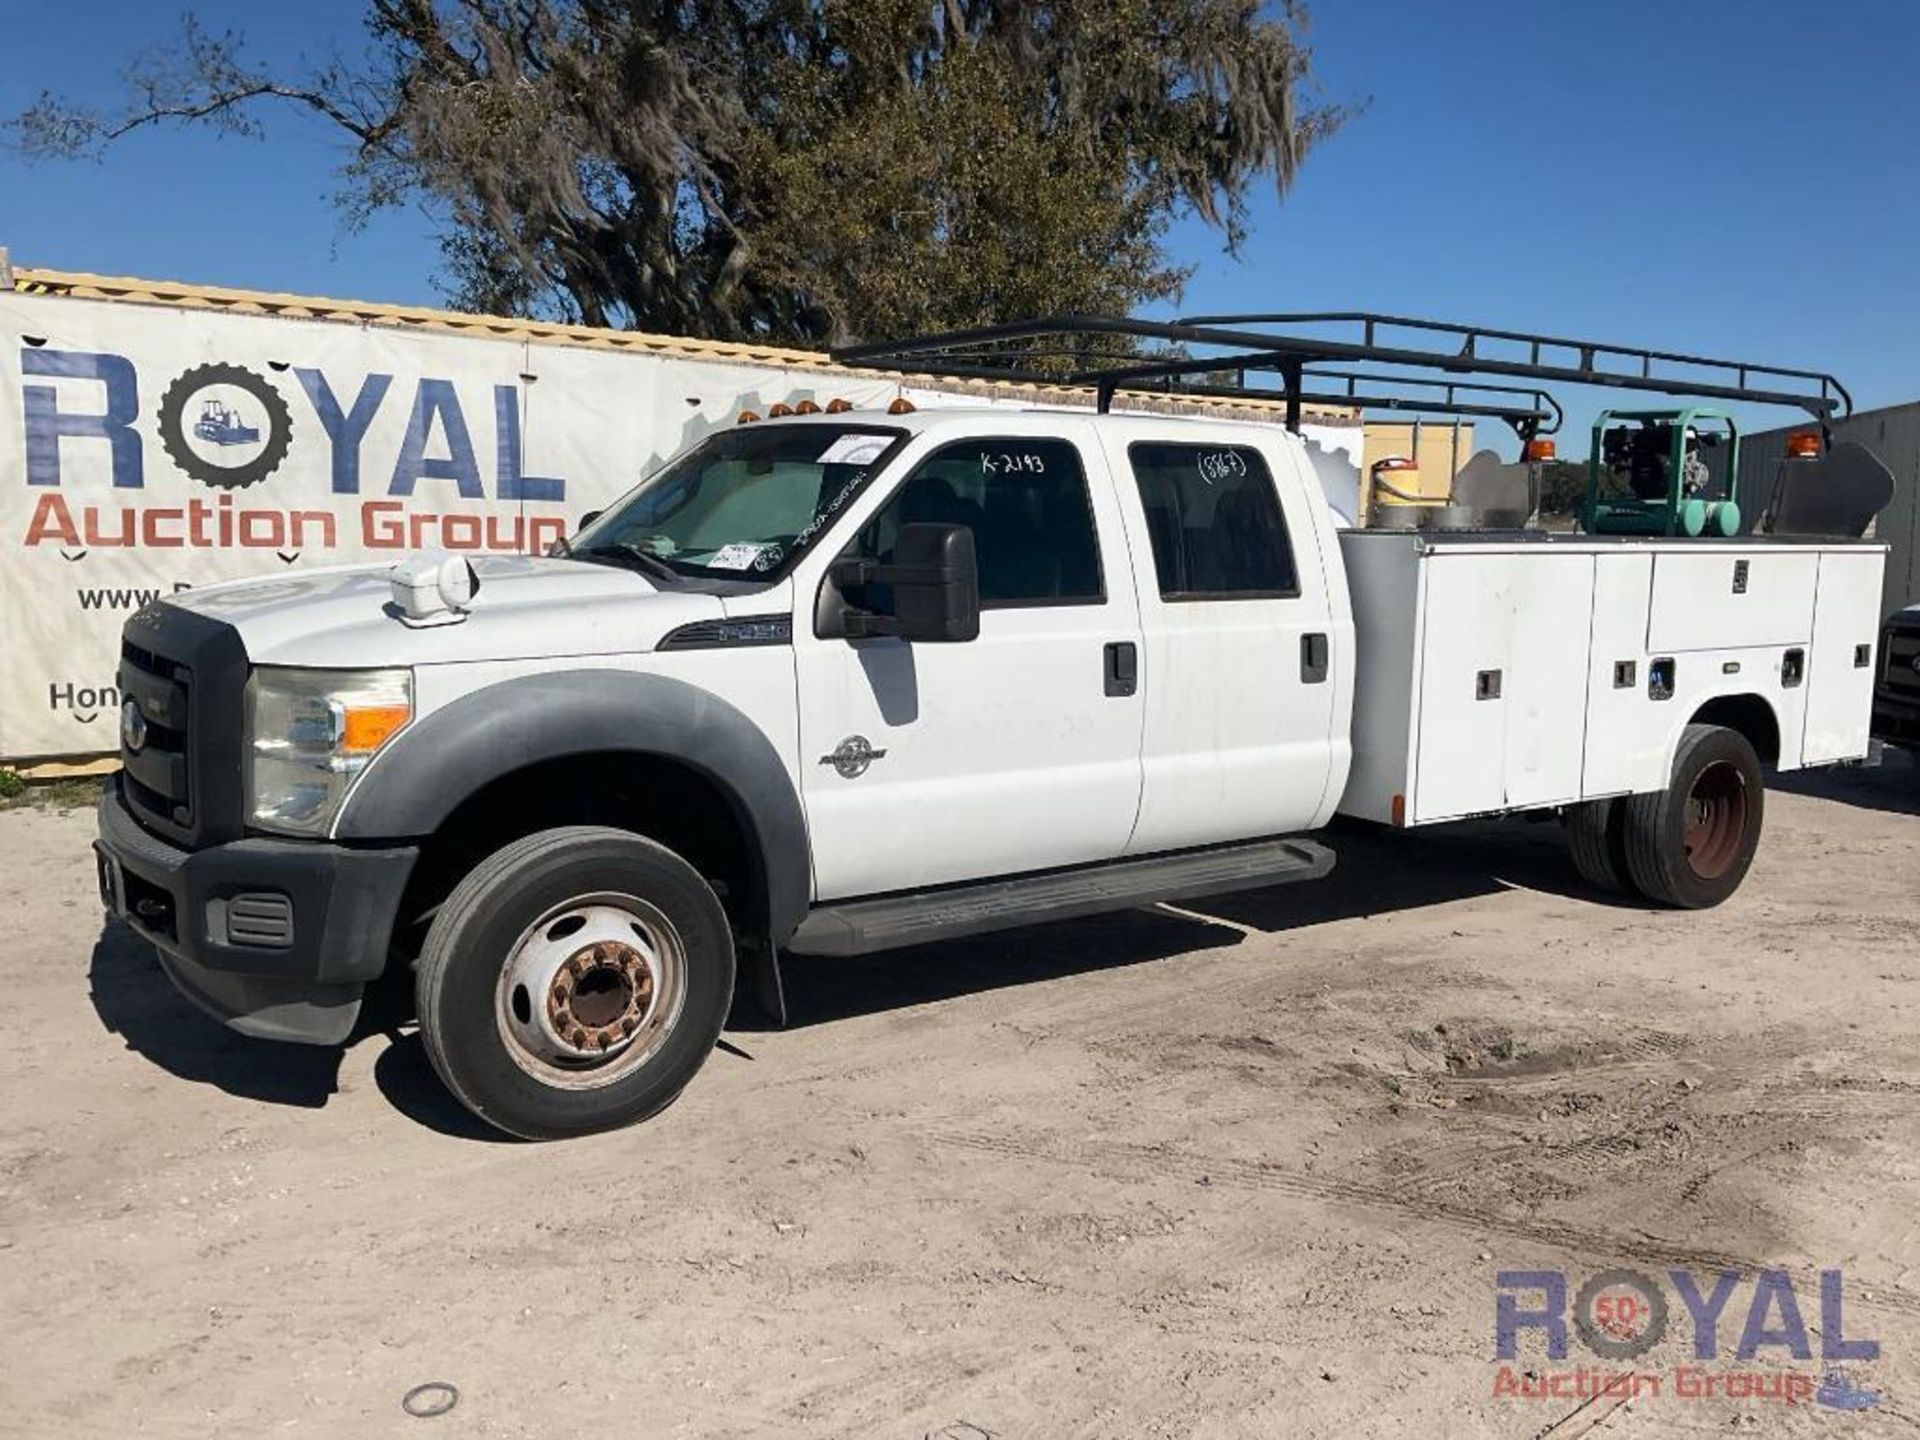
[1102,430,1342,854]
[794,420,1145,901]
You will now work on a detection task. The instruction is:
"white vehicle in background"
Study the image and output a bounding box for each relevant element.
[93,314,1894,1139]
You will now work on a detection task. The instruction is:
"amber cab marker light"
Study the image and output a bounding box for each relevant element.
[887,396,917,415]
[768,402,794,417]
[795,399,821,415]
[825,398,854,413]
[737,409,760,424]
[1523,438,1556,462]
[1786,431,1822,459]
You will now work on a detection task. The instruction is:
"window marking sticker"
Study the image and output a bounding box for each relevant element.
[817,434,892,467]
[707,541,776,571]
[796,471,868,547]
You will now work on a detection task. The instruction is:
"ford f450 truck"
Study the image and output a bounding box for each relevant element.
[94,314,1893,1138]
[1874,606,1920,749]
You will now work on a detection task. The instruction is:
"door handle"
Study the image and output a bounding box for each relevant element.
[1104,641,1138,697]
[1300,632,1329,684]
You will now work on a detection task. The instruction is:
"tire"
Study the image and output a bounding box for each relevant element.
[416,826,734,1140]
[1621,724,1764,909]
[1563,796,1635,895]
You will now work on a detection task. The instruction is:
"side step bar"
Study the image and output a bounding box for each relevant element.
[786,836,1335,957]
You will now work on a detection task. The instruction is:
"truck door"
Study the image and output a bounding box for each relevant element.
[1106,433,1341,854]
[794,422,1146,901]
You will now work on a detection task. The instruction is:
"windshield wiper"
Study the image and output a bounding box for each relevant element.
[571,543,679,584]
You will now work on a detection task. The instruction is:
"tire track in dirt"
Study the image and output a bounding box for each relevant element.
[1530,1391,1631,1439]
[926,1129,1920,1322]
[1346,1020,1917,1213]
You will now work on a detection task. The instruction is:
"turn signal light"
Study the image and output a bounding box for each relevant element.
[737,409,760,424]
[1786,431,1821,459]
[826,398,854,414]
[887,396,916,415]
[1523,438,1556,462]
[340,703,412,755]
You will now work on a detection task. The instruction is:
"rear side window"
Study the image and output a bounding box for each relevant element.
[854,437,1104,607]
[1127,442,1299,600]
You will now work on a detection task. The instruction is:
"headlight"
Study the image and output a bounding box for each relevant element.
[245,667,413,836]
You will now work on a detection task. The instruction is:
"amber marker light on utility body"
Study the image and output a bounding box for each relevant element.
[1786,431,1822,459]
[1524,438,1556,462]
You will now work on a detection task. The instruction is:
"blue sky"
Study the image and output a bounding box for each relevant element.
[4,1,1916,454]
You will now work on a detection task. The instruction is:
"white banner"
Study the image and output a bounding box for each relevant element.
[0,291,1357,760]
[0,293,901,758]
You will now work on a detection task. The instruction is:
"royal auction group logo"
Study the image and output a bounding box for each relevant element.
[1494,1267,1881,1411]
[17,344,572,559]
[155,362,294,490]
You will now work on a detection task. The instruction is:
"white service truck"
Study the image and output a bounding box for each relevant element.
[94,314,1891,1138]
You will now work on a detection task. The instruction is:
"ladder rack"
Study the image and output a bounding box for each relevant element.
[831,313,1851,438]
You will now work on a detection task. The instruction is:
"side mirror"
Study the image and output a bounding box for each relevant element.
[835,522,980,642]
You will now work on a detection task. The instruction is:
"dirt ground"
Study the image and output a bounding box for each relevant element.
[3,757,1919,1439]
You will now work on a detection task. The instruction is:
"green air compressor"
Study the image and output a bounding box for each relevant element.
[1583,407,1742,537]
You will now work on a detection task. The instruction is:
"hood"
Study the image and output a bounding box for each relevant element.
[169,554,728,667]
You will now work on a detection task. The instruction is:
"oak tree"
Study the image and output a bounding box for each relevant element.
[14,0,1348,344]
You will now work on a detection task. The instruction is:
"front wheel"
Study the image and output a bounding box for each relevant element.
[416,826,735,1140]
[1621,724,1765,909]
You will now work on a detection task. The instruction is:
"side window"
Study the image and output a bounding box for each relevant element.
[1127,442,1299,600]
[854,437,1104,607]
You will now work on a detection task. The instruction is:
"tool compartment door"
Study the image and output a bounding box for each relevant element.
[1411,551,1594,821]
[1580,550,1658,797]
[1802,548,1885,764]
[1646,550,1818,653]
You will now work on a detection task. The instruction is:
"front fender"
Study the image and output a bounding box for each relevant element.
[333,669,812,941]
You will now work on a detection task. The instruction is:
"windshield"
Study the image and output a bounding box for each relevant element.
[567,423,907,580]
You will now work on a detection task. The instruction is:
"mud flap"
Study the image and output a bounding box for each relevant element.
[728,931,788,1031]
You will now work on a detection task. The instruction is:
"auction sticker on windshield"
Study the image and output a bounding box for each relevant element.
[705,542,780,571]
[816,434,892,467]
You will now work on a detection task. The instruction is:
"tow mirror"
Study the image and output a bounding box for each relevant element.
[834,522,979,643]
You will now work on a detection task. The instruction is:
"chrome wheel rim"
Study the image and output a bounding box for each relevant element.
[494,893,687,1090]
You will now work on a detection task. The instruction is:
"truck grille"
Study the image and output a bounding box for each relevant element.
[120,639,194,831]
[117,604,249,848]
[1884,626,1920,703]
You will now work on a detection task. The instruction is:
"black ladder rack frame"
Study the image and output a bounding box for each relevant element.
[829,313,1852,438]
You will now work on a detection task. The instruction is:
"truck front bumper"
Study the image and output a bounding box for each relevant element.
[1873,691,1920,748]
[94,777,417,1045]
